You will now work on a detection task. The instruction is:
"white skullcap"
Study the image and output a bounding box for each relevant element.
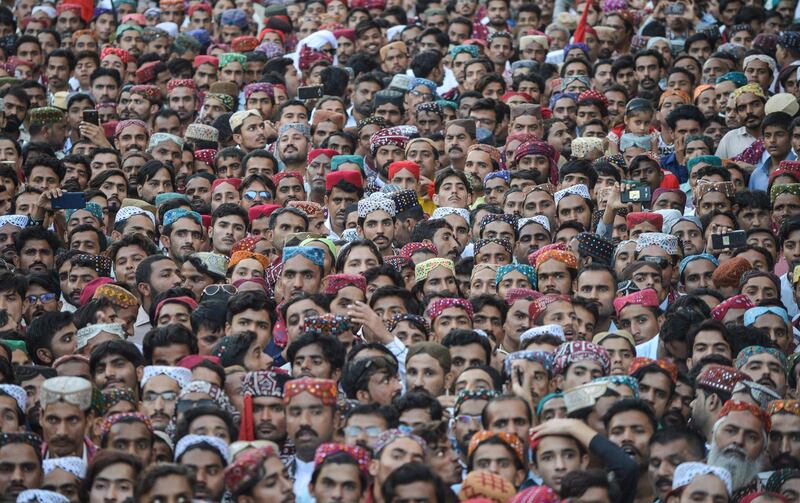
[0,384,26,412]
[43,457,87,479]
[174,434,231,465]
[141,365,193,389]
[671,462,732,496]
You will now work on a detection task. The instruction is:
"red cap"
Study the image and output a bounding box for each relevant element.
[326,170,363,191]
[388,161,420,181]
[211,178,242,191]
[79,277,113,306]
[249,204,281,222]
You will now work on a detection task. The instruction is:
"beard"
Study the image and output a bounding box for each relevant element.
[707,441,764,490]
[4,116,21,133]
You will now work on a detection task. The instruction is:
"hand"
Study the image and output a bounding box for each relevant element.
[32,188,63,221]
[510,364,534,407]
[706,226,734,253]
[347,301,392,343]
[79,121,112,148]
[674,133,686,165]
[418,175,433,199]
[530,418,597,446]
[263,120,278,140]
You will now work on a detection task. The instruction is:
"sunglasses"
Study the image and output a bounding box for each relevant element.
[176,399,217,414]
[244,190,272,201]
[203,284,238,297]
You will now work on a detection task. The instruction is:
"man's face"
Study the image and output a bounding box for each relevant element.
[576,270,615,319]
[359,210,395,252]
[210,215,246,255]
[168,87,197,122]
[106,421,152,466]
[141,375,180,430]
[250,395,286,442]
[286,392,334,459]
[406,354,448,397]
[618,304,660,346]
[534,435,585,493]
[607,410,654,468]
[769,412,800,469]
[638,371,672,420]
[0,443,42,499]
[93,353,139,392]
[164,217,204,262]
[735,93,765,130]
[41,402,87,458]
[182,448,224,501]
[448,343,487,378]
[739,353,788,396]
[712,410,765,466]
[648,439,703,502]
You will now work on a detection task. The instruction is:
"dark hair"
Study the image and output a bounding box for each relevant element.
[763,111,793,132]
[23,155,65,182]
[481,393,532,429]
[410,219,452,243]
[108,234,159,266]
[14,225,62,255]
[142,324,198,365]
[83,451,143,498]
[560,469,622,501]
[213,331,258,367]
[393,390,443,421]
[441,329,492,365]
[135,255,176,287]
[665,105,707,130]
[345,402,399,428]
[602,398,658,432]
[370,285,419,314]
[648,426,706,458]
[69,223,108,252]
[341,355,399,399]
[470,294,508,326]
[175,405,238,440]
[381,463,448,503]
[136,160,174,192]
[410,51,443,80]
[286,334,346,372]
[25,311,74,365]
[311,450,367,492]
[134,464,193,502]
[89,340,144,376]
[90,67,121,87]
[335,240,383,273]
[226,290,276,325]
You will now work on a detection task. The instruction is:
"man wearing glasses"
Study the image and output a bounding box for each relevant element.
[139,365,191,431]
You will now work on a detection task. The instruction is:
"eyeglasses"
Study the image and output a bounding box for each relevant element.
[409,89,434,100]
[202,284,238,297]
[244,190,272,201]
[343,425,383,437]
[25,293,57,304]
[143,390,178,402]
[176,399,216,414]
[641,256,669,269]
[455,414,481,424]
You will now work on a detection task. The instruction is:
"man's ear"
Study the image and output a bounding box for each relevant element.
[35,348,53,366]
[232,133,243,146]
[580,453,590,469]
[355,389,370,403]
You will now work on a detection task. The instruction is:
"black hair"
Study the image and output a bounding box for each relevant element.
[648,426,706,459]
[23,155,65,182]
[602,398,658,432]
[381,463,448,503]
[393,391,443,421]
[369,285,419,314]
[560,469,622,501]
[665,105,707,130]
[25,311,74,365]
[89,340,144,376]
[469,294,508,325]
[762,111,793,131]
[14,226,62,255]
[212,331,257,367]
[441,329,491,365]
[286,334,346,372]
[345,402,399,428]
[142,324,198,365]
[225,290,276,325]
[174,404,239,447]
[69,223,108,252]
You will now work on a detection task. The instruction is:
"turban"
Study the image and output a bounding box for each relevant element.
[629,357,678,383]
[284,378,337,405]
[519,215,550,233]
[331,155,365,172]
[93,284,138,309]
[323,274,366,295]
[287,201,324,218]
[468,431,525,466]
[710,294,753,321]
[232,35,259,52]
[307,148,337,165]
[513,141,557,183]
[163,208,202,227]
[415,258,454,282]
[679,254,719,277]
[484,170,510,185]
[388,161,420,181]
[712,257,753,289]
[613,288,659,318]
[732,82,767,102]
[426,298,474,321]
[101,47,132,64]
[175,434,231,465]
[100,412,153,441]
[575,232,614,265]
[315,443,371,476]
[735,345,788,374]
[206,92,235,112]
[553,341,610,376]
[496,264,535,286]
[717,71,747,86]
[282,246,324,268]
[244,83,274,101]
[534,249,578,270]
[719,399,772,432]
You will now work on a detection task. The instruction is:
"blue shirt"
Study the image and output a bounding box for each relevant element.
[750,150,796,192]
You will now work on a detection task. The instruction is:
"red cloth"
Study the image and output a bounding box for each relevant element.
[325,170,362,191]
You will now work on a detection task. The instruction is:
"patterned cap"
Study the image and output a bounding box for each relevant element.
[629,357,678,383]
[284,378,337,405]
[386,189,419,214]
[719,399,771,432]
[302,314,352,337]
[141,365,192,389]
[0,215,28,229]
[0,384,26,412]
[323,274,366,295]
[414,258,454,282]
[671,462,732,495]
[148,132,184,151]
[175,434,231,465]
[185,123,219,143]
[357,194,396,218]
[468,430,525,465]
[426,297,473,321]
[220,8,248,27]
[229,251,269,271]
[735,345,788,374]
[712,258,754,289]
[475,238,513,257]
[229,109,261,131]
[528,293,570,322]
[574,232,614,265]
[231,35,259,52]
[190,252,229,278]
[484,170,511,185]
[100,412,154,441]
[770,183,800,203]
[553,340,610,376]
[41,377,92,411]
[635,232,679,255]
[679,254,719,277]
[496,263,535,286]
[459,470,517,502]
[43,457,86,478]
[626,212,663,230]
[520,325,565,345]
[534,249,578,271]
[15,490,69,503]
[163,208,202,227]
[503,350,554,378]
[314,443,371,475]
[767,399,800,417]
[29,107,64,125]
[563,380,610,413]
[205,92,235,112]
[101,47,132,64]
[613,288,659,318]
[696,365,747,395]
[694,180,736,202]
[224,445,278,495]
[75,323,125,350]
[454,389,500,414]
[282,246,324,268]
[710,294,753,321]
[0,432,42,452]
[554,184,590,205]
[244,83,274,100]
[241,370,290,398]
[369,127,410,156]
[518,215,550,233]
[388,160,420,181]
[130,85,161,102]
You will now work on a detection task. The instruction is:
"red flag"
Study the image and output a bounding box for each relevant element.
[77,0,93,23]
[573,0,592,44]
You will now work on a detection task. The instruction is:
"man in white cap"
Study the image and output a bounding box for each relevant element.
[140,365,192,431]
[0,215,29,263]
[0,384,26,433]
[667,461,732,503]
[39,377,95,460]
[41,456,86,503]
[230,110,266,153]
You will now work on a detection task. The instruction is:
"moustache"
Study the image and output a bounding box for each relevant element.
[745,114,759,122]
[4,117,21,132]
[772,453,800,470]
[620,442,641,457]
[295,425,319,439]
[654,476,672,490]
[722,445,747,458]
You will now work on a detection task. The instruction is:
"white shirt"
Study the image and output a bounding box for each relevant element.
[781,273,799,319]
[636,334,659,359]
[294,458,315,503]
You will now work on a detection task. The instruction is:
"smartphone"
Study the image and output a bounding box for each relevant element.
[0,161,14,169]
[711,230,746,250]
[621,185,652,203]
[82,109,99,125]
[297,86,324,100]
[665,2,685,14]
[51,192,86,210]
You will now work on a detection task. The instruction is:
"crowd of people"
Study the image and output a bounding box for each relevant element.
[1,0,800,501]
